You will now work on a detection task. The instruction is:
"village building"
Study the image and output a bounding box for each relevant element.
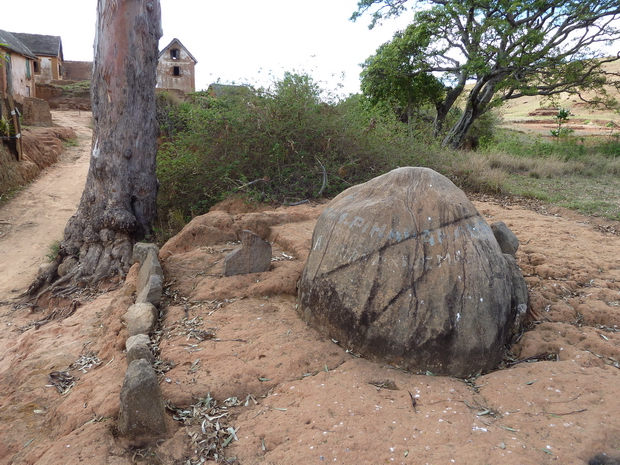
[9,32,64,84]
[1,29,199,125]
[0,29,38,105]
[156,38,197,93]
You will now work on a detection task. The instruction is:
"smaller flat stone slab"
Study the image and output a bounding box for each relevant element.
[223,230,272,277]
[491,221,520,256]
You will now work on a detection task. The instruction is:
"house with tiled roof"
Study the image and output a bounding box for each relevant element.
[0,29,38,104]
[10,32,64,83]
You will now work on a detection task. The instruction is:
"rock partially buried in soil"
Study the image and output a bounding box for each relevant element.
[223,230,272,276]
[136,248,164,306]
[126,334,154,365]
[123,302,158,336]
[298,167,526,377]
[135,273,163,307]
[118,359,166,440]
[133,242,160,265]
[491,221,520,256]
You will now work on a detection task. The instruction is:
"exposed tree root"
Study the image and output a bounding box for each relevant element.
[23,0,161,304]
[24,243,129,304]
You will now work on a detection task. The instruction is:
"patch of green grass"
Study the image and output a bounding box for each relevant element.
[471,127,620,220]
[63,138,79,147]
[502,172,620,220]
[47,240,61,262]
[561,199,618,218]
[58,80,91,98]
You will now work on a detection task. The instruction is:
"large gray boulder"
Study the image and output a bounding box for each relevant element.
[298,167,526,377]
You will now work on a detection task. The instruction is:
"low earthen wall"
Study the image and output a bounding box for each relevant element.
[21,98,53,127]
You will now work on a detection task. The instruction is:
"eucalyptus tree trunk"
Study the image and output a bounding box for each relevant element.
[27,0,162,297]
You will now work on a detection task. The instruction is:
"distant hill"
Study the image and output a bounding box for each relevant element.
[498,58,620,136]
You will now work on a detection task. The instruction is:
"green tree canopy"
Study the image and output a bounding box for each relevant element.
[361,29,445,126]
[354,0,620,148]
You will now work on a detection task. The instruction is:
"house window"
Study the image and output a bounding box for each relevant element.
[170,48,180,60]
[33,60,40,74]
[173,66,181,76]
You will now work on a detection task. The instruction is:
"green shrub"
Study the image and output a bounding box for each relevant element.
[47,240,61,262]
[0,117,11,137]
[156,73,424,221]
[154,71,620,226]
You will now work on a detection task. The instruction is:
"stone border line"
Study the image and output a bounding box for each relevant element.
[117,243,167,440]
[116,232,272,442]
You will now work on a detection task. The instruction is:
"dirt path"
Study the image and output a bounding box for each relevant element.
[0,111,92,299]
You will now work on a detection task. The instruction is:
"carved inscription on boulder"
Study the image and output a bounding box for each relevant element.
[298,167,523,377]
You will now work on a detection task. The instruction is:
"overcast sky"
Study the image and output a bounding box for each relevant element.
[2,0,412,97]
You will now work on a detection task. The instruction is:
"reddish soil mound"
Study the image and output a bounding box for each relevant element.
[0,127,76,195]
[2,198,620,464]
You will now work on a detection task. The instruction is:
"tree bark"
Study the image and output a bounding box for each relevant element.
[442,106,479,149]
[442,76,499,149]
[27,0,162,297]
[433,75,466,139]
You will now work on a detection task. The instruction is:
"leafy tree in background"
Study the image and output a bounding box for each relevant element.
[360,33,445,132]
[353,0,620,148]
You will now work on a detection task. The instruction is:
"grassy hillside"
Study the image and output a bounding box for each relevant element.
[499,58,620,135]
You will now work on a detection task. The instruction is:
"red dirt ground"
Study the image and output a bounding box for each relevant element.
[1,112,620,464]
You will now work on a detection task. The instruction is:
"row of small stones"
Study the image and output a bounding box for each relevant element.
[118,243,167,438]
[119,244,240,457]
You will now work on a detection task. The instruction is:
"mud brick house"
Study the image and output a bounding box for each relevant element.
[156,38,197,93]
[9,32,64,84]
[0,29,38,105]
[1,29,199,121]
[0,30,59,129]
